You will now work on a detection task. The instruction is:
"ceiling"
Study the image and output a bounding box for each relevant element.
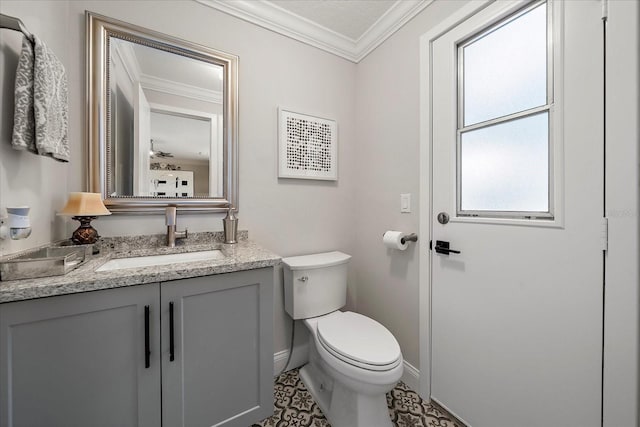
[197,0,433,62]
[269,0,396,40]
[150,112,211,162]
[132,43,223,93]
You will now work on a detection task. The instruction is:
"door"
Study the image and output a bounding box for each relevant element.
[0,284,161,427]
[161,269,274,427]
[430,1,603,426]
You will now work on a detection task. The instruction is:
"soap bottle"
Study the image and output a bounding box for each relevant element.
[223,208,238,244]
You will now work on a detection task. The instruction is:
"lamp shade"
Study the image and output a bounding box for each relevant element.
[59,192,111,216]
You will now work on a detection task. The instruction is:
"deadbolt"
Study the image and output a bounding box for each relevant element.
[437,212,450,225]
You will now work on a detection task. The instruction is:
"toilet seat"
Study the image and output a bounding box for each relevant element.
[316,312,401,371]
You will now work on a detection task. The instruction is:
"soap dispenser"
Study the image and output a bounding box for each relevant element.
[223,207,238,244]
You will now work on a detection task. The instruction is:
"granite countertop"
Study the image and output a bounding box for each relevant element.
[0,232,281,304]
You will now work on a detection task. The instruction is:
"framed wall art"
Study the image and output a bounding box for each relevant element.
[278,108,338,181]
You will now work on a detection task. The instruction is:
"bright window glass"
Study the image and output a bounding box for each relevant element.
[458,2,551,217]
[463,2,547,126]
[460,112,549,212]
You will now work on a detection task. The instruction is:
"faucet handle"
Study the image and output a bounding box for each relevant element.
[175,227,188,241]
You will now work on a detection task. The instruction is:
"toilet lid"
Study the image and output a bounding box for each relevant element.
[317,312,401,368]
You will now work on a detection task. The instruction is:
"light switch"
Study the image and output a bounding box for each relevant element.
[400,193,411,213]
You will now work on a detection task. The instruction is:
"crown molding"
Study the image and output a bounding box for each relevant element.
[111,39,220,104]
[355,0,433,62]
[196,0,355,60]
[196,0,433,63]
[139,74,223,104]
[113,41,142,84]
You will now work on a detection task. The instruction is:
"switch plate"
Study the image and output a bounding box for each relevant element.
[400,193,411,213]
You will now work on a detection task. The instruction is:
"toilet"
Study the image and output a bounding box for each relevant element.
[282,251,403,427]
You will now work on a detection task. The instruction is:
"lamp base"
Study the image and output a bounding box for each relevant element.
[71,216,99,245]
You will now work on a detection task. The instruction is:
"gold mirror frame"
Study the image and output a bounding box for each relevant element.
[86,11,238,213]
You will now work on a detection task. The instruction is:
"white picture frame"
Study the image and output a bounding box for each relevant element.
[278,107,338,181]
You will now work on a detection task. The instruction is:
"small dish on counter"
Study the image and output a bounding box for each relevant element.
[0,246,92,281]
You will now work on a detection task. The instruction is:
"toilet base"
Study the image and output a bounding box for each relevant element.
[299,364,393,427]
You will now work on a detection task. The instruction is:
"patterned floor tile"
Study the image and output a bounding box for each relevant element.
[252,369,463,427]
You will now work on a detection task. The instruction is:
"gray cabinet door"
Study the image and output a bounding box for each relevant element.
[161,268,274,427]
[0,284,161,427]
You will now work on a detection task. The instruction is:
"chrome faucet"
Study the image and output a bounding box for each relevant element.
[165,206,188,247]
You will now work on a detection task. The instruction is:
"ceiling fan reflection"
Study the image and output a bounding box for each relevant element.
[149,139,174,158]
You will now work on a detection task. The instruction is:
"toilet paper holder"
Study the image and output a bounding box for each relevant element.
[400,233,418,244]
[382,232,418,245]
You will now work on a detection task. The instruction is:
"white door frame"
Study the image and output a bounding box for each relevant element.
[147,102,221,197]
[418,0,494,401]
[601,1,639,425]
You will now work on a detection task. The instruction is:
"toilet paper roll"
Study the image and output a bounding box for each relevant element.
[383,231,408,250]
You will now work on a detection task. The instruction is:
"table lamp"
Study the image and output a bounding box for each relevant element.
[59,192,111,244]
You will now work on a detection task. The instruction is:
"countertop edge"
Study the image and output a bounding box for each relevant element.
[0,240,281,304]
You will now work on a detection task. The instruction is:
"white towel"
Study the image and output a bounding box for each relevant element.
[12,35,69,162]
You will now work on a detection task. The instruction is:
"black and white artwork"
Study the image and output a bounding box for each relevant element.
[278,108,337,180]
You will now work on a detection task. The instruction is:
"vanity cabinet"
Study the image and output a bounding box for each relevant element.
[0,268,274,427]
[161,269,274,427]
[0,283,162,427]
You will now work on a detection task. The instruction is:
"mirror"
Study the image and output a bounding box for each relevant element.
[87,12,238,213]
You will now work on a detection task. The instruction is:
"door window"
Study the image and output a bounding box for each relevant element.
[457,1,552,218]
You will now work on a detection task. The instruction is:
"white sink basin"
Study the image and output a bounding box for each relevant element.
[96,250,225,272]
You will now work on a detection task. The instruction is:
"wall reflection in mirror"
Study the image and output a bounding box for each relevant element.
[109,38,224,198]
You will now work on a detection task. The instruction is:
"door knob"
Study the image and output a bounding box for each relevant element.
[434,240,461,255]
[437,212,450,224]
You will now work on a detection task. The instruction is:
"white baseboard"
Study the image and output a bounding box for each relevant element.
[275,350,421,392]
[401,360,420,392]
[273,349,289,375]
[273,345,308,376]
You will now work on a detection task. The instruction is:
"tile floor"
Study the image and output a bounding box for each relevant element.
[252,368,464,427]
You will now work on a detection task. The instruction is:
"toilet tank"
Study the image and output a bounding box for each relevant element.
[282,251,351,320]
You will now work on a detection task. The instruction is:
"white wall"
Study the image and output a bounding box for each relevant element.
[0,1,70,257]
